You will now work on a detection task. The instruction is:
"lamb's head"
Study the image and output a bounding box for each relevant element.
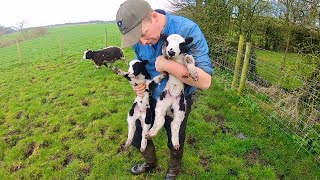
[83,50,93,60]
[161,34,193,59]
[128,60,150,86]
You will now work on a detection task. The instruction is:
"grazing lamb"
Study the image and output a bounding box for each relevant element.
[83,46,125,69]
[146,34,198,150]
[112,60,165,152]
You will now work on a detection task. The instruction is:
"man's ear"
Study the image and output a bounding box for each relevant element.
[185,37,193,45]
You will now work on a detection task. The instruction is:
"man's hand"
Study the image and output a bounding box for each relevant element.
[156,56,190,79]
[133,83,146,97]
[155,56,168,73]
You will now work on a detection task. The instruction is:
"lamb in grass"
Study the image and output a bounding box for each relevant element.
[112,60,165,152]
[83,46,125,69]
[146,34,199,150]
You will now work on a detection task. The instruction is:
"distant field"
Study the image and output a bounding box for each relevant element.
[0,23,319,179]
[255,50,317,90]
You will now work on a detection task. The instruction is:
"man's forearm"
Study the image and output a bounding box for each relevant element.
[164,61,212,90]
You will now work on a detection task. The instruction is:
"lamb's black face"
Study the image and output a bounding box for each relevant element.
[164,34,193,58]
[83,50,93,60]
[127,60,150,85]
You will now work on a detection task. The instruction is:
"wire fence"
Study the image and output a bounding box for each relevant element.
[211,38,320,163]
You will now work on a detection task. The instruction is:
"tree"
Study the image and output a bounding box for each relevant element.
[13,20,29,40]
[0,25,15,36]
[233,0,273,42]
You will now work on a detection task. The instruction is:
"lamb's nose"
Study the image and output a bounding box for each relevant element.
[168,50,175,57]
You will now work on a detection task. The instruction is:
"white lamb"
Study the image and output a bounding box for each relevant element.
[146,34,198,150]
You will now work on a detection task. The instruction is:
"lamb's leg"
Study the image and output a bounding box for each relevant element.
[112,66,128,76]
[146,95,171,139]
[184,54,198,81]
[170,98,186,150]
[124,113,136,150]
[140,113,151,152]
[152,73,167,84]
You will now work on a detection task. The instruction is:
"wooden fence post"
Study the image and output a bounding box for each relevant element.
[59,32,63,56]
[238,42,252,96]
[231,34,245,90]
[16,40,22,64]
[105,27,108,47]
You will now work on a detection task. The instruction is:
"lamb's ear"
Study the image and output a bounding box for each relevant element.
[160,34,168,40]
[142,60,148,66]
[185,37,193,45]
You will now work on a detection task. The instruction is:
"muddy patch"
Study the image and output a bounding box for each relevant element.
[80,164,91,174]
[15,111,23,119]
[245,148,264,165]
[187,135,197,145]
[203,114,214,122]
[10,163,25,172]
[211,113,233,135]
[63,153,75,167]
[81,99,90,106]
[25,142,36,158]
[199,155,211,171]
[99,129,106,136]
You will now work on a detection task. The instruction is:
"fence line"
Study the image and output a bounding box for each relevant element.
[16,40,22,64]
[213,36,319,163]
[59,32,63,56]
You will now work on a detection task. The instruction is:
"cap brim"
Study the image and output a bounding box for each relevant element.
[121,23,142,48]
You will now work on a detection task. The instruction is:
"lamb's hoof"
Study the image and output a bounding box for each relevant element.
[123,142,131,150]
[173,144,180,150]
[145,133,151,139]
[140,146,146,152]
[191,73,199,81]
[145,132,155,140]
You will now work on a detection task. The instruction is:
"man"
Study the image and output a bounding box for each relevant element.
[116,0,213,179]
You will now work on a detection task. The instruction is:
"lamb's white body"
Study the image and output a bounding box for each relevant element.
[112,61,164,152]
[126,81,152,152]
[146,34,198,150]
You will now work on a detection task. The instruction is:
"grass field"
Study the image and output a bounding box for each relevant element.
[255,50,317,90]
[0,23,319,179]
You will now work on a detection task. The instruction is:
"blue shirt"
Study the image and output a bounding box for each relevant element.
[132,11,213,99]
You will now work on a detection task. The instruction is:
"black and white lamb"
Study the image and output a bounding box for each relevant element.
[146,34,198,150]
[83,46,125,69]
[112,60,165,152]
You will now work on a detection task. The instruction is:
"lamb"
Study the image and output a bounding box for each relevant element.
[83,46,125,69]
[112,60,165,152]
[146,34,198,150]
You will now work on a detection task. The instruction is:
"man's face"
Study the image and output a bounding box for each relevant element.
[139,13,161,45]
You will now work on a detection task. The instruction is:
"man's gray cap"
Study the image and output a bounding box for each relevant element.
[116,0,152,48]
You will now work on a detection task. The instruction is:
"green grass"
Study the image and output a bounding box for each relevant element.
[0,23,319,179]
[228,48,317,90]
[255,50,317,90]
